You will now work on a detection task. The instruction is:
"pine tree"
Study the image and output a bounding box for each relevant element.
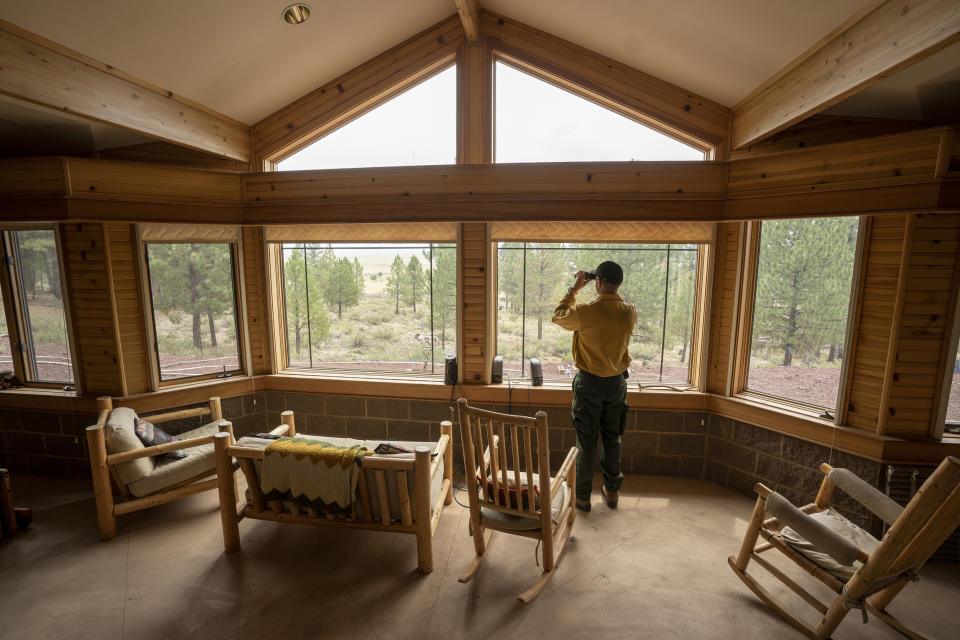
[405,255,425,312]
[325,257,360,320]
[524,244,568,340]
[753,217,858,366]
[283,248,328,359]
[386,255,405,314]
[430,246,457,354]
[353,257,365,297]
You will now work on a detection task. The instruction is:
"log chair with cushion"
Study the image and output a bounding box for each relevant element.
[86,395,237,540]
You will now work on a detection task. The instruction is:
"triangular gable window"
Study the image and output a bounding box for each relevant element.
[278,66,456,170]
[495,61,704,162]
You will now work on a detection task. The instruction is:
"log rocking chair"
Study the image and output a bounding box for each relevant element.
[729,456,960,639]
[456,398,578,602]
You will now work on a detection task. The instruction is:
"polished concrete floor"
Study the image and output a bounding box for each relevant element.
[2,473,958,640]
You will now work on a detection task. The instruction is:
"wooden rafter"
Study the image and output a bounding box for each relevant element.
[0,20,252,162]
[731,0,960,150]
[455,0,481,42]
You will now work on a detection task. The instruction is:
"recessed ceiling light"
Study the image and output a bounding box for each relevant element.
[282,4,311,25]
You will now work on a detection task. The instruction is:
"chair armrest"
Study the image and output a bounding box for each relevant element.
[429,433,449,481]
[765,491,860,566]
[551,447,578,500]
[828,468,903,526]
[106,434,216,465]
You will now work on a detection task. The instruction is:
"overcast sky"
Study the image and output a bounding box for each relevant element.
[277,62,703,171]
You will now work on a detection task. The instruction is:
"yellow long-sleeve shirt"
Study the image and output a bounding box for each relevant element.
[551,291,637,377]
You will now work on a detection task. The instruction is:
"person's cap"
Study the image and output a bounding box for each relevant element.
[590,261,623,284]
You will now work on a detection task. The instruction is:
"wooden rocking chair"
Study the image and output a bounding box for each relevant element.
[729,456,960,639]
[456,398,578,602]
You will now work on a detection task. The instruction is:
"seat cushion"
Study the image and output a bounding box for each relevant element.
[480,482,569,531]
[103,407,154,486]
[781,508,880,580]
[126,422,220,498]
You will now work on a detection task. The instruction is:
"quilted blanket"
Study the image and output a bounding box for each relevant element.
[260,437,371,516]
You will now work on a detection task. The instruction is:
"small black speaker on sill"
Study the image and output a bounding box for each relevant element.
[491,355,503,383]
[444,354,458,385]
[529,357,543,386]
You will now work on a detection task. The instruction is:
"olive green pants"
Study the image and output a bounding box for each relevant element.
[571,370,627,502]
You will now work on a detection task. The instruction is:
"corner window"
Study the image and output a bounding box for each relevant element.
[0,228,74,384]
[496,242,700,384]
[279,242,457,375]
[746,217,860,410]
[144,243,243,382]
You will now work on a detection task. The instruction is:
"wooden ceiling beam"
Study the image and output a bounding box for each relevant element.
[455,0,481,42]
[731,0,960,150]
[0,20,251,162]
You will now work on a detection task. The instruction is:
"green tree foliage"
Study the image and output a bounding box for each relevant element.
[325,257,360,320]
[353,257,365,297]
[405,255,425,312]
[148,244,235,351]
[525,244,568,340]
[14,230,61,300]
[664,249,696,363]
[430,246,457,354]
[386,255,405,314]
[752,217,858,366]
[497,245,524,312]
[283,248,329,358]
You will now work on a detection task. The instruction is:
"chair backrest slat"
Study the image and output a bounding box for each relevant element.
[524,427,536,513]
[498,422,509,504]
[486,419,500,506]
[511,424,523,508]
[888,478,960,574]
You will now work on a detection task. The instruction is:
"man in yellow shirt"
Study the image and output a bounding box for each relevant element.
[552,261,637,512]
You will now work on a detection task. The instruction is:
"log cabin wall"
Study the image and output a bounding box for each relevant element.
[105,223,150,395]
[241,226,271,375]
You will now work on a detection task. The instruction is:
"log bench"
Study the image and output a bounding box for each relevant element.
[214,411,454,574]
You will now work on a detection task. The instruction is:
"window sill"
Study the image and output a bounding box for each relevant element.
[0,386,90,412]
[736,390,836,422]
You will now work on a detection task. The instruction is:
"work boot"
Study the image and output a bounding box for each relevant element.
[575,499,591,513]
[602,486,619,509]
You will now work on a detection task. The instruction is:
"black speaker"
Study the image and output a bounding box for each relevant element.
[444,354,458,385]
[491,355,503,383]
[529,357,543,386]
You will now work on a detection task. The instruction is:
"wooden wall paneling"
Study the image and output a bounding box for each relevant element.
[252,15,464,163]
[706,222,740,393]
[96,141,253,173]
[264,243,287,373]
[876,214,916,435]
[456,38,492,164]
[66,159,242,205]
[730,0,960,149]
[688,238,715,391]
[242,227,271,375]
[726,128,945,197]
[480,11,728,149]
[844,214,909,432]
[460,222,489,383]
[0,158,69,197]
[105,223,150,395]
[888,213,960,438]
[0,20,251,162]
[728,115,924,160]
[60,222,124,396]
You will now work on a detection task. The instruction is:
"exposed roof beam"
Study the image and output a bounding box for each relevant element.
[455,0,481,42]
[0,20,251,162]
[731,0,960,150]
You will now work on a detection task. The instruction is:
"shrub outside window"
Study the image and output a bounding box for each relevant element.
[746,217,860,410]
[0,229,74,383]
[281,243,457,374]
[144,243,242,382]
[497,242,699,383]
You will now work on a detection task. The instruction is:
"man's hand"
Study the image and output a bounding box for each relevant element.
[571,270,589,293]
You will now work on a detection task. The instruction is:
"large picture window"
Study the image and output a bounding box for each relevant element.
[746,217,860,410]
[497,242,699,383]
[280,242,457,374]
[144,243,242,382]
[0,229,74,384]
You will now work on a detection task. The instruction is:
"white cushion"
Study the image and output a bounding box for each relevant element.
[781,508,880,580]
[126,422,220,498]
[480,482,569,531]
[103,407,153,486]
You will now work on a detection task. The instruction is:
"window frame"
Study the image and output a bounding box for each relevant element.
[934,277,960,438]
[490,234,712,390]
[266,227,462,381]
[138,230,249,389]
[0,224,78,389]
[732,217,867,419]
